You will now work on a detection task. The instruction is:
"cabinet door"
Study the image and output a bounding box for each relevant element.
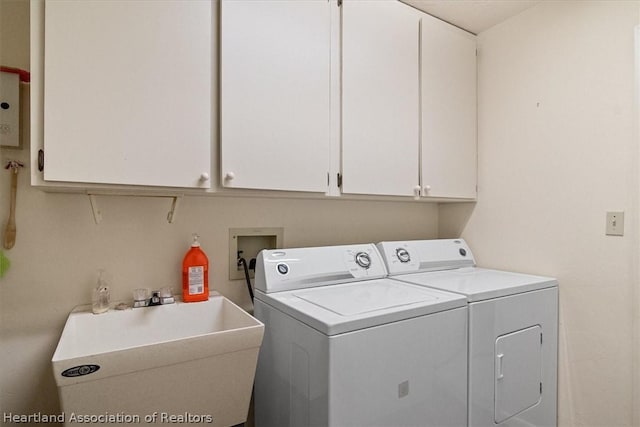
[420,14,477,199]
[341,0,420,197]
[43,0,212,188]
[221,0,331,193]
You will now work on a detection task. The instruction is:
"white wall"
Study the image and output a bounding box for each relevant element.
[441,1,640,426]
[0,0,440,420]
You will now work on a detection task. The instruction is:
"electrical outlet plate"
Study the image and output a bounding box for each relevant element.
[606,211,624,236]
[229,227,283,280]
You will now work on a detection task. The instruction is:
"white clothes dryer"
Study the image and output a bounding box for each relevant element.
[377,239,558,427]
[253,244,468,427]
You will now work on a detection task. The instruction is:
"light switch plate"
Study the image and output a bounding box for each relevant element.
[606,211,624,236]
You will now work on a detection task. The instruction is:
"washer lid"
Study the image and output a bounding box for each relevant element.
[257,278,466,335]
[294,279,436,316]
[393,268,557,302]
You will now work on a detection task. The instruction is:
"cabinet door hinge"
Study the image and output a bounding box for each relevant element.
[38,149,45,172]
[337,173,343,188]
[327,172,330,187]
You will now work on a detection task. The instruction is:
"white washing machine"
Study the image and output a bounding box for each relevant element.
[377,239,558,427]
[253,244,468,427]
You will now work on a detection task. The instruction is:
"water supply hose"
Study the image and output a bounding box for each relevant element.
[237,257,254,301]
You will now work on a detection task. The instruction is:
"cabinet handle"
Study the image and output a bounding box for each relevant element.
[423,185,431,196]
[200,172,210,181]
[225,172,235,181]
[413,185,421,200]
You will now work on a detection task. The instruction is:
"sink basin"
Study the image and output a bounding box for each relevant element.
[52,295,264,426]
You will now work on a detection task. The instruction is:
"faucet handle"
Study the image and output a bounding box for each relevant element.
[133,288,150,308]
[159,287,175,305]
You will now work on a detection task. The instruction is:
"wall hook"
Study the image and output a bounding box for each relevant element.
[167,196,182,224]
[88,195,102,224]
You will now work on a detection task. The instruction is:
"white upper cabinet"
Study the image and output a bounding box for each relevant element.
[42,0,212,189]
[341,0,421,197]
[220,0,331,193]
[420,13,477,199]
[35,0,475,200]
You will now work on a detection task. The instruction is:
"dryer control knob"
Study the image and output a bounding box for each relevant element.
[355,252,371,269]
[396,248,411,263]
[225,172,235,181]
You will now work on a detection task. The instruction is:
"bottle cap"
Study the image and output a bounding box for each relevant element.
[191,233,201,247]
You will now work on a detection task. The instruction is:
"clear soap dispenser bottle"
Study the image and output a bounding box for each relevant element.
[92,269,111,314]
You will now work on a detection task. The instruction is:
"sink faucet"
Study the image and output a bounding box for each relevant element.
[133,288,175,308]
[149,291,162,306]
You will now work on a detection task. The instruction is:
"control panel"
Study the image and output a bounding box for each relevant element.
[254,244,387,293]
[377,239,475,275]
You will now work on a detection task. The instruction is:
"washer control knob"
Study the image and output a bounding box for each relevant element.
[276,263,289,275]
[355,252,371,269]
[225,172,235,181]
[459,248,467,257]
[396,248,411,263]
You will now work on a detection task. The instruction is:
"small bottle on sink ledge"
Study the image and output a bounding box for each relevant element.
[92,269,110,314]
[182,234,209,303]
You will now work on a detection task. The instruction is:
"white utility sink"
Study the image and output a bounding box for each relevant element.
[52,295,264,427]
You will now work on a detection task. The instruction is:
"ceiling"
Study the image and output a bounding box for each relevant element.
[401,0,540,34]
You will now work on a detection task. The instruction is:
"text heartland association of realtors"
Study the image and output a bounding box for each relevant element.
[3,411,214,424]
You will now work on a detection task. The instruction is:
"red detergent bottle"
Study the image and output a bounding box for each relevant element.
[182,234,209,303]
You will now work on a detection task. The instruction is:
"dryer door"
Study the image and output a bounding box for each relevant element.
[494,325,542,423]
